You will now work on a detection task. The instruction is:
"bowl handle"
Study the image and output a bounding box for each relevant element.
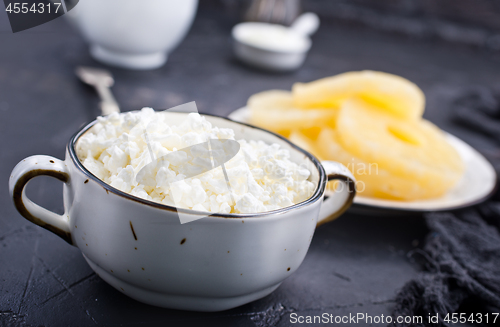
[9,155,72,244]
[317,161,356,226]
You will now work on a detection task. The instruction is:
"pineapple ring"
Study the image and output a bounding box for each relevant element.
[335,98,463,199]
[292,71,425,120]
[316,128,451,200]
[288,129,321,157]
[288,128,404,199]
[248,90,338,133]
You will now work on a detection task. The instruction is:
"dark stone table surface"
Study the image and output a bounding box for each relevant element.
[1,5,499,327]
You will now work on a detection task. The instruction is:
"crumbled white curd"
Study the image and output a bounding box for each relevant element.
[76,108,315,214]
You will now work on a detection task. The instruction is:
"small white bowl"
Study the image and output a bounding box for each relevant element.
[232,13,319,72]
[232,22,310,71]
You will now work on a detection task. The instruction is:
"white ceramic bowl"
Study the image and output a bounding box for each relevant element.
[9,113,355,311]
[66,0,198,70]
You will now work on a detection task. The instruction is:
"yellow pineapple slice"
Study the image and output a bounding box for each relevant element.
[248,89,293,109]
[316,128,443,200]
[292,71,425,120]
[299,126,323,140]
[248,90,338,133]
[288,129,321,158]
[333,98,463,200]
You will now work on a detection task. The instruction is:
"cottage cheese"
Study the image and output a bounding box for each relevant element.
[76,108,315,214]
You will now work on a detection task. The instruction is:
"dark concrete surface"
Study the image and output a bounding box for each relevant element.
[1,5,499,327]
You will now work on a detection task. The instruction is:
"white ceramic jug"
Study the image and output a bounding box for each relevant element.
[66,0,198,69]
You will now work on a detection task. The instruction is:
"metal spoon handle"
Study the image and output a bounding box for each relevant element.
[75,66,120,116]
[96,84,120,115]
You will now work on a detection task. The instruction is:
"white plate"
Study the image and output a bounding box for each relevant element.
[228,107,497,213]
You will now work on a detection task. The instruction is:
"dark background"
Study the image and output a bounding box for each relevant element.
[1,1,499,326]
